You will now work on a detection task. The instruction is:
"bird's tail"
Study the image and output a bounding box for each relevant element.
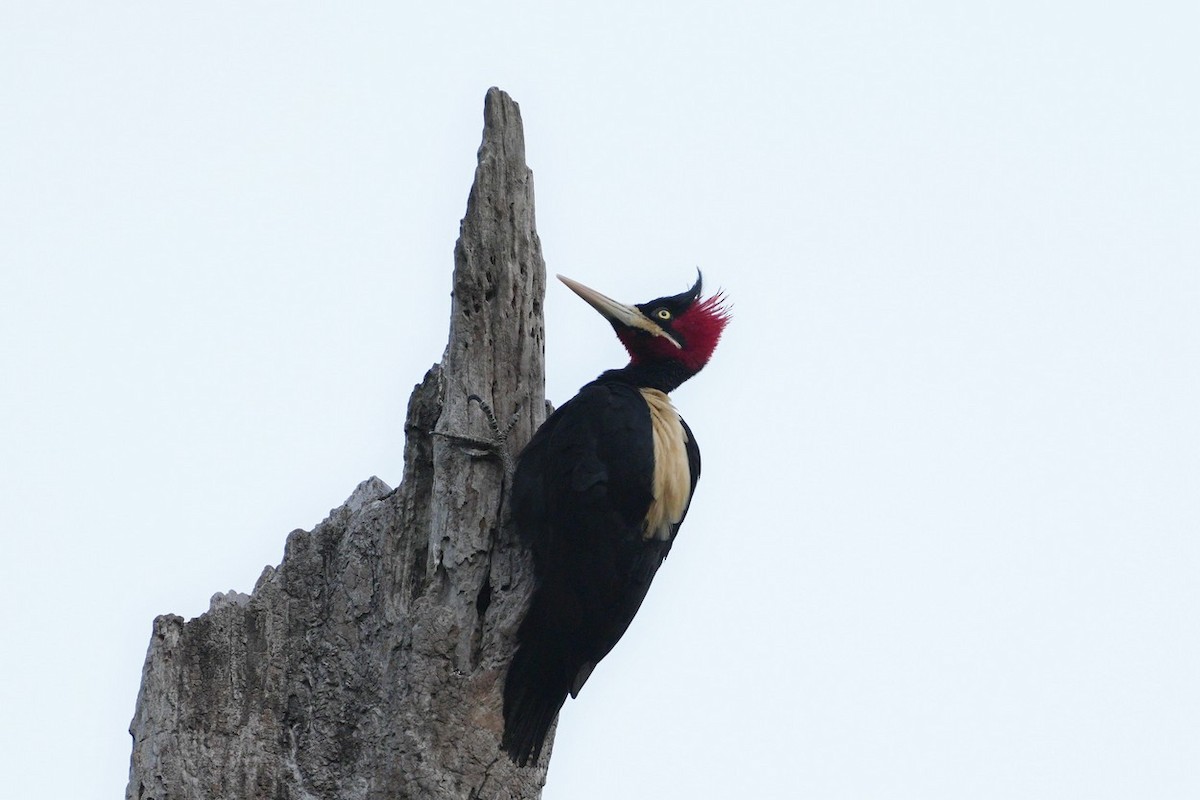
[502,636,572,766]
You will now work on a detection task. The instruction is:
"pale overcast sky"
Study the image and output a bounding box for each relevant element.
[1,3,1197,799]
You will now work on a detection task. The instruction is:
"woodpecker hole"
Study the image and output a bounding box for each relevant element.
[476,572,493,619]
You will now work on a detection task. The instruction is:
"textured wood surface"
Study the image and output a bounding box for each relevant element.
[126,87,550,800]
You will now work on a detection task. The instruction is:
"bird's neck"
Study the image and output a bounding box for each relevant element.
[598,360,696,394]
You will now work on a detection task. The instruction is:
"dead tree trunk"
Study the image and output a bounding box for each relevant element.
[126,87,551,800]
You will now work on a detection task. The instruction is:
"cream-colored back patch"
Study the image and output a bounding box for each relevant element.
[640,388,691,541]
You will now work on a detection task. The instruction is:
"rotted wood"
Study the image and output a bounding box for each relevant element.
[126,87,550,800]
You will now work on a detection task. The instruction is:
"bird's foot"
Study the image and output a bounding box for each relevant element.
[436,395,521,476]
[468,394,521,447]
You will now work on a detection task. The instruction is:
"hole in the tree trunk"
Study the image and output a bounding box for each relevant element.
[476,573,493,619]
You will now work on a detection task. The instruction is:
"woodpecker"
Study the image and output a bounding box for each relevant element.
[502,272,730,766]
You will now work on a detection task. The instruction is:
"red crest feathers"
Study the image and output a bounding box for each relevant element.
[673,291,731,373]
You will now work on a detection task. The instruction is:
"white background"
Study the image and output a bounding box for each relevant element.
[2,3,1196,798]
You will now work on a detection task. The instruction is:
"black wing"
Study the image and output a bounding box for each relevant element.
[504,380,675,765]
[513,380,655,552]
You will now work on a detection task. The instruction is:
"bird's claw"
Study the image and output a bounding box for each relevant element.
[468,394,521,445]
[432,394,521,479]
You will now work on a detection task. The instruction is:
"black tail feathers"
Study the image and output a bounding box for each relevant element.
[502,639,572,766]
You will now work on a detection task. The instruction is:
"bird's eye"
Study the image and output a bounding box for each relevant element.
[655,308,671,320]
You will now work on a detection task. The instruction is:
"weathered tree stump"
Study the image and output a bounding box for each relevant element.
[126,87,550,800]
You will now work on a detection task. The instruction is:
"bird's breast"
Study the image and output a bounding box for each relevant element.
[639,388,691,541]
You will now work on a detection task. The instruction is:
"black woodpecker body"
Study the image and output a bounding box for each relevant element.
[502,272,730,766]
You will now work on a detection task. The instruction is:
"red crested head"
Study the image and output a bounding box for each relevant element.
[623,276,730,373]
[558,272,730,389]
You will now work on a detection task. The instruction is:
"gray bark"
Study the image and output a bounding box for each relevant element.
[126,87,550,800]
